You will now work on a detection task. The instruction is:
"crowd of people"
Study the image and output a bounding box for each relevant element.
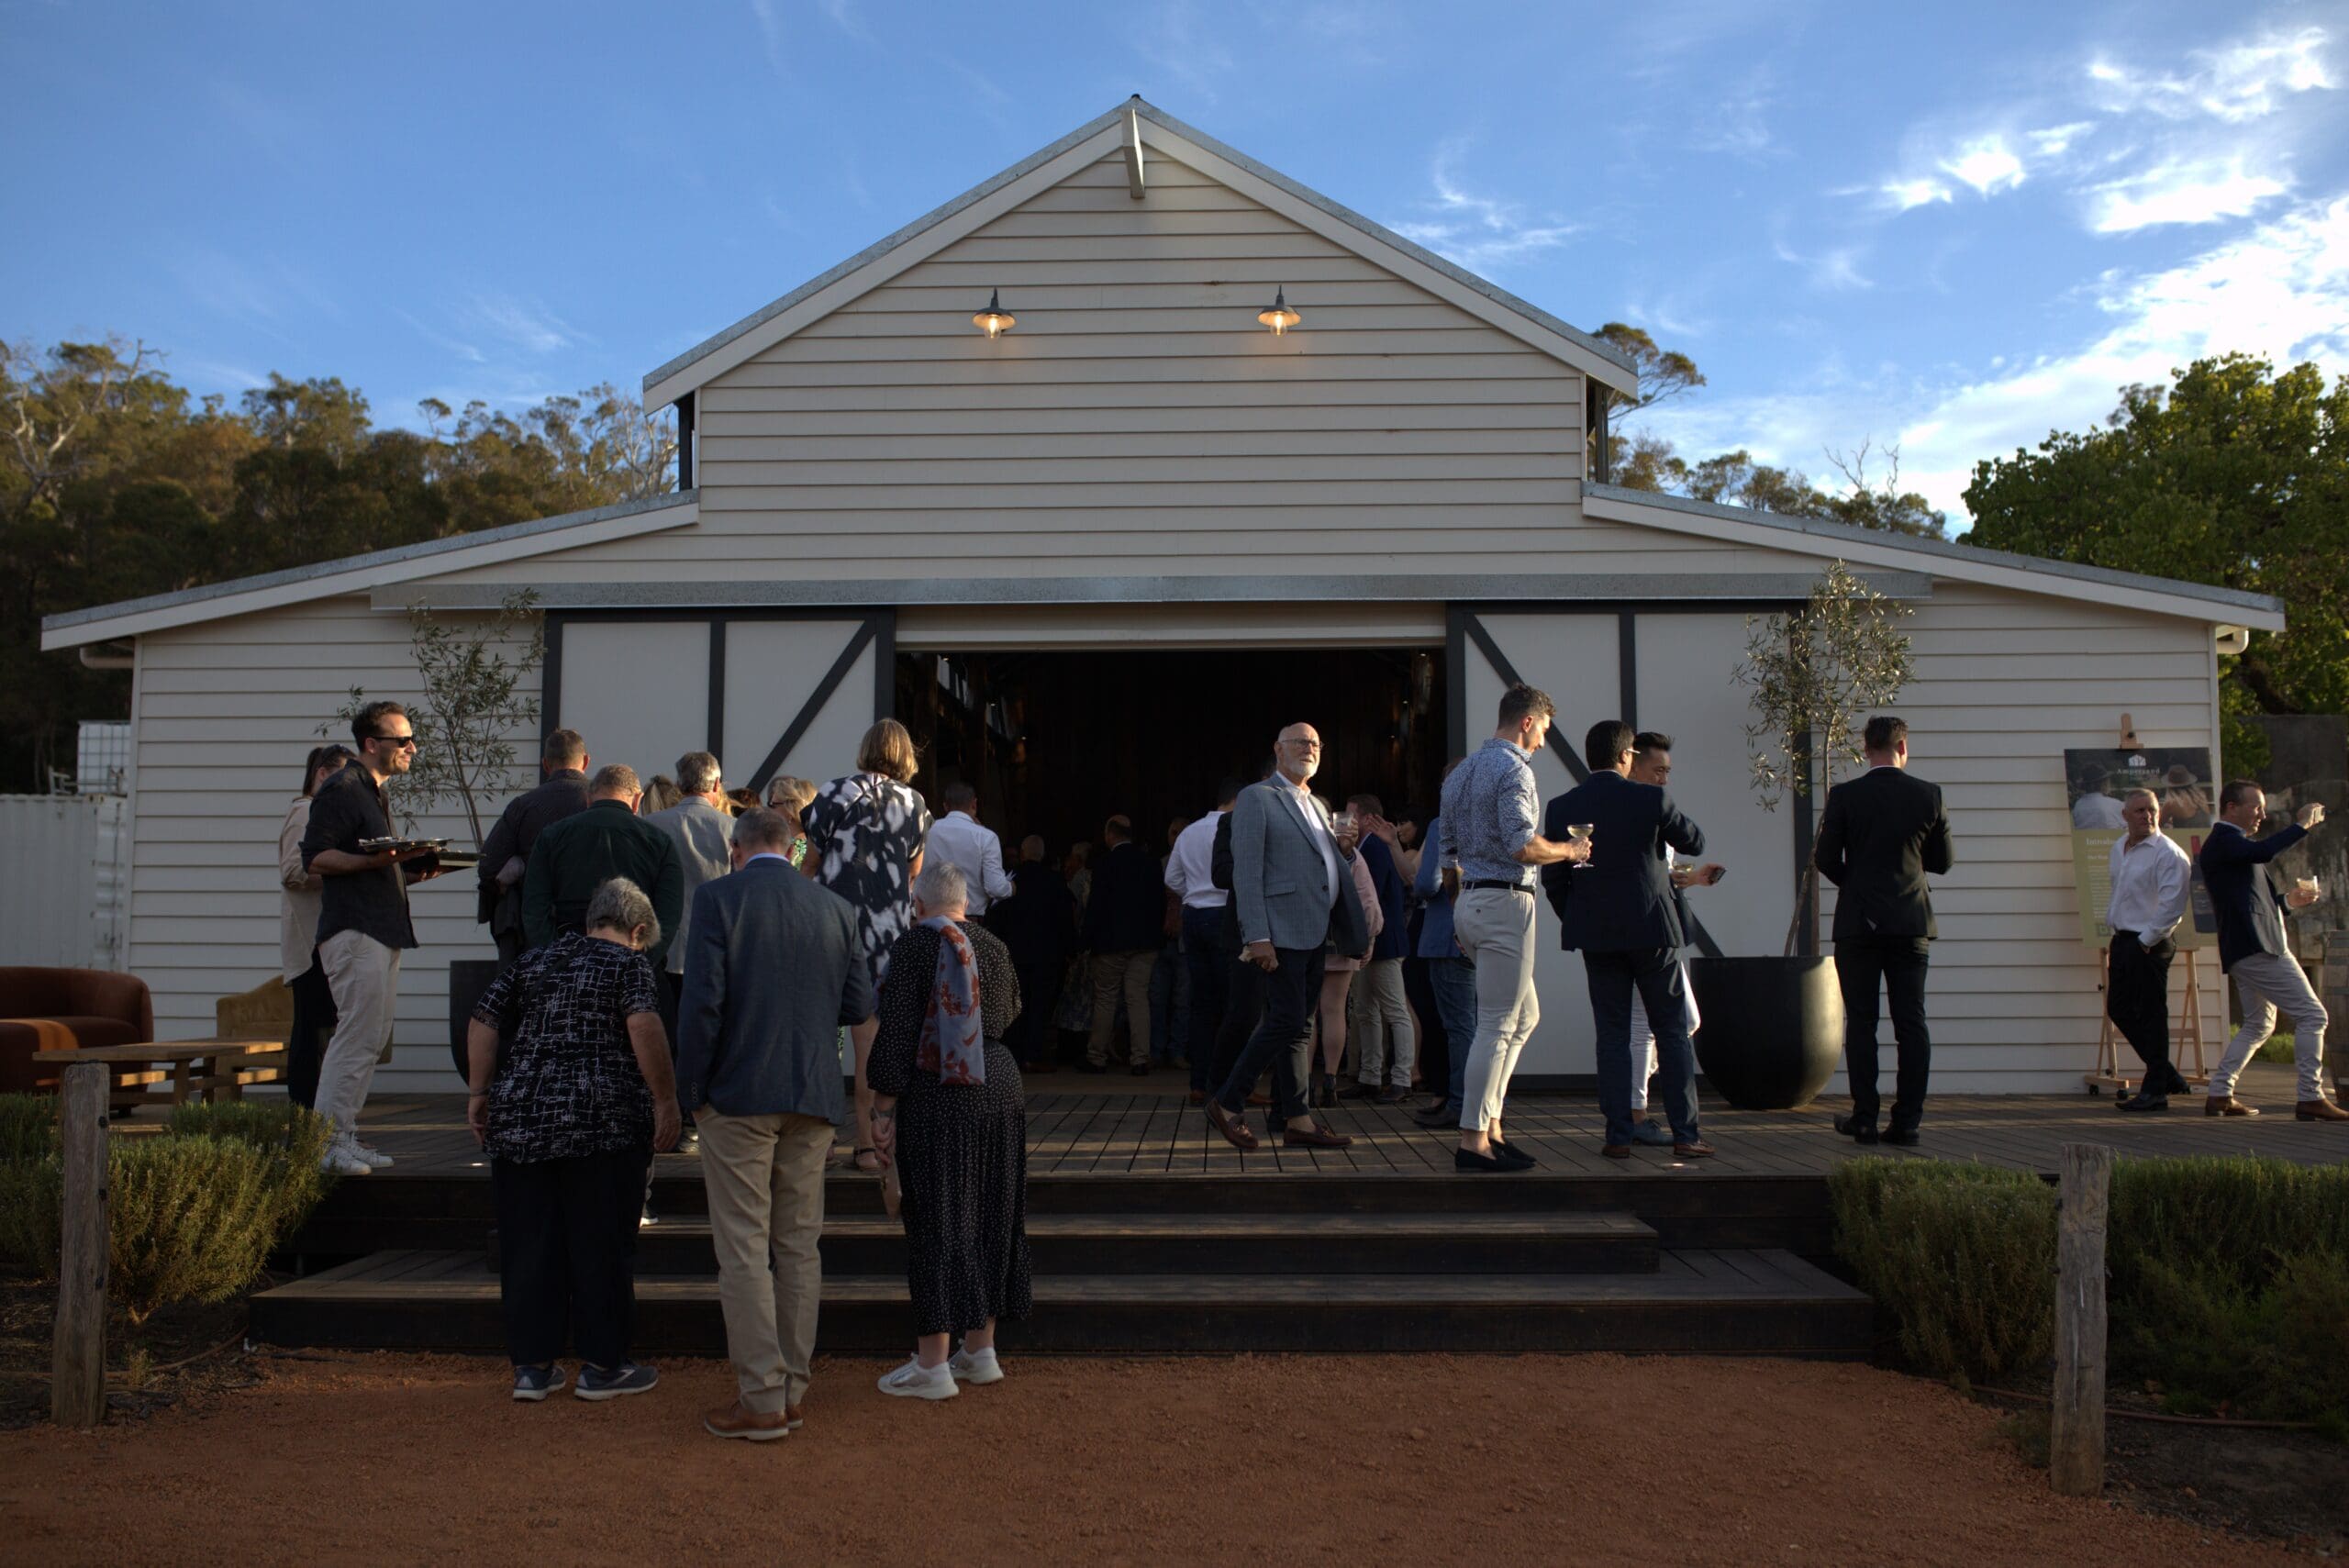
[275,684,2338,1431]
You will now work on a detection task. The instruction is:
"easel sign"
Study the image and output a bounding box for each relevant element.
[2064,734,2216,1093]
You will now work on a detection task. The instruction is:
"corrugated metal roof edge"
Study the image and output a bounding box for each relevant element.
[1584,484,2287,619]
[41,490,699,635]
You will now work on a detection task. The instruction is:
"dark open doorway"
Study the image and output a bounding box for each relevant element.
[898,647,1447,861]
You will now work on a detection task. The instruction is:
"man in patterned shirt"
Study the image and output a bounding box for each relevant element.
[1437,683,1587,1173]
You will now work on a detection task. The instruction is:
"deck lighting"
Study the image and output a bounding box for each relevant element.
[1257,284,1301,336]
[972,288,1016,339]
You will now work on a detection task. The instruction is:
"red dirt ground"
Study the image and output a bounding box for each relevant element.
[0,1351,2312,1566]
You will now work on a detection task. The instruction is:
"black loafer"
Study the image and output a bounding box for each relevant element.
[1487,1139,1536,1170]
[1881,1128,1921,1146]
[1454,1147,1510,1173]
[1832,1114,1879,1144]
[2116,1093,2169,1114]
[1413,1102,1459,1128]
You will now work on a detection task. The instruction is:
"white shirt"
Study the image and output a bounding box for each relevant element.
[1164,809,1229,908]
[1278,776,1343,910]
[925,810,1015,914]
[2074,793,2128,829]
[2106,829,2190,947]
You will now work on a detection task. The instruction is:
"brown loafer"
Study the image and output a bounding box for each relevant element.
[1283,1120,1353,1149]
[1673,1139,1716,1159]
[2296,1097,2349,1121]
[1601,1143,1631,1159]
[2204,1096,2261,1118]
[1245,1093,1272,1107]
[1187,1090,1207,1106]
[785,1403,805,1430]
[704,1400,790,1441]
[1205,1098,1261,1151]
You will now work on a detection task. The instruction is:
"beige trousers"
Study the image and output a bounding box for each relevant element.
[316,929,401,1140]
[696,1107,832,1413]
[1086,948,1157,1066]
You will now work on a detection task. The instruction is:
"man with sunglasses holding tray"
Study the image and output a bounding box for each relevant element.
[302,699,453,1174]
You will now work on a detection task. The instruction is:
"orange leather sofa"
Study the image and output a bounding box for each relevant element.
[0,967,154,1093]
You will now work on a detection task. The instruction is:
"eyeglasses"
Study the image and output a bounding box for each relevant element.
[371,734,418,750]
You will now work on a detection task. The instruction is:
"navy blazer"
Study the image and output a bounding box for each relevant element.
[674,858,874,1122]
[1814,766,1954,942]
[1541,771,1705,952]
[2197,820,2307,973]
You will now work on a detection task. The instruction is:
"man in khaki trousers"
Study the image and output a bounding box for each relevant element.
[674,808,875,1440]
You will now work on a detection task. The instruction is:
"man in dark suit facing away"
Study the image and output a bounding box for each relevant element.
[1816,715,1954,1146]
[1542,718,1712,1160]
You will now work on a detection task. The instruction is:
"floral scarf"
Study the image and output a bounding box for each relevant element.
[916,916,985,1085]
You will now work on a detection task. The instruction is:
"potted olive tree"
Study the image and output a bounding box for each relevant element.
[1689,561,1913,1108]
[328,590,544,1076]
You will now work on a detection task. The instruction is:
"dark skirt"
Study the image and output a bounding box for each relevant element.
[895,1040,1031,1336]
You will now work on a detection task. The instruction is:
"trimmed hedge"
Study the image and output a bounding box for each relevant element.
[0,1095,336,1321]
[1831,1154,2349,1422]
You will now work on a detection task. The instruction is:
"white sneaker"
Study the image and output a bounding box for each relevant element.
[319,1138,373,1176]
[876,1357,958,1400]
[947,1345,1002,1385]
[353,1143,394,1170]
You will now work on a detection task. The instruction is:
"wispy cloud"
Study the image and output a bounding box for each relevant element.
[1128,0,1235,102]
[1289,1,1398,70]
[1880,178,1953,211]
[465,295,589,356]
[2088,156,2291,232]
[171,247,341,339]
[1387,144,1579,272]
[1939,135,2027,195]
[2087,26,2334,122]
[395,309,486,366]
[817,0,871,42]
[748,0,787,81]
[1690,68,1780,161]
[1772,236,1870,292]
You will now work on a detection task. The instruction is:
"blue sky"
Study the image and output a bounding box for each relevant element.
[6,0,2344,524]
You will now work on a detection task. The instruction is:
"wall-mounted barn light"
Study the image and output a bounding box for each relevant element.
[1256,284,1300,336]
[972,288,1016,339]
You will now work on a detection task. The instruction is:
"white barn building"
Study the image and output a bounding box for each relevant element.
[42,99,2282,1095]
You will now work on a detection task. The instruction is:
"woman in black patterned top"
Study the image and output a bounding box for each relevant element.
[803,718,933,1173]
[868,860,1031,1399]
[466,877,682,1403]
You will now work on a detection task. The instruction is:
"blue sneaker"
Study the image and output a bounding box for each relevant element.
[574,1362,660,1401]
[512,1363,567,1402]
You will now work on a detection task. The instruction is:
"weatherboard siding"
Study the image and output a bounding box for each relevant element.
[128,596,539,1091]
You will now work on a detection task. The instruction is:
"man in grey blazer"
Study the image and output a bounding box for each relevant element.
[1203,721,1364,1151]
[675,807,874,1441]
[643,751,735,1036]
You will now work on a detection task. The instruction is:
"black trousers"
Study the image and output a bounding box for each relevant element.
[491,1149,649,1369]
[285,956,337,1110]
[1182,906,1234,1095]
[1837,934,1932,1133]
[1401,955,1446,1095]
[1008,958,1064,1064]
[1212,955,1267,1091]
[2107,933,2187,1094]
[1214,947,1323,1123]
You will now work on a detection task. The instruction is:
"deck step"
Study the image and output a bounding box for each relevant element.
[250,1248,1871,1357]
[516,1210,1659,1277]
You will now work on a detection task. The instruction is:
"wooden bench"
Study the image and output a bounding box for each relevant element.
[30,1039,285,1109]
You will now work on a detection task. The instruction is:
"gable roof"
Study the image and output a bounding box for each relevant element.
[640,97,1641,409]
[40,492,698,650]
[1582,484,2286,630]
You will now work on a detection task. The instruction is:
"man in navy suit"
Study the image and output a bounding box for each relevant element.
[2199,779,2339,1119]
[1542,718,1712,1159]
[1816,716,1954,1146]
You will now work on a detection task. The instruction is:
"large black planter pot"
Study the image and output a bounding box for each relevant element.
[1687,954,1845,1110]
[447,957,505,1081]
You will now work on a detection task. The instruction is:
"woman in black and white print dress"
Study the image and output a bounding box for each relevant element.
[801,717,932,1173]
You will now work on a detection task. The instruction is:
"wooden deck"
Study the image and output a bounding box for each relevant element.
[316,1059,2343,1184]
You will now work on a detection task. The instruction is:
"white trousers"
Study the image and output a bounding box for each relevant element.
[1454,888,1539,1132]
[316,929,401,1140]
[2211,950,2329,1101]
[1628,957,1702,1110]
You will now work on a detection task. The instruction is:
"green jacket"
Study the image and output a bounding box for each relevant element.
[522,799,685,968]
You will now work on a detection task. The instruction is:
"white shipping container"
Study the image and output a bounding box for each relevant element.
[0,794,130,971]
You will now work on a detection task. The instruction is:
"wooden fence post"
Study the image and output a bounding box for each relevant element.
[52,1062,108,1429]
[2050,1141,2111,1497]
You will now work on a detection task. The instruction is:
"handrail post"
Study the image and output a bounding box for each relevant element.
[52,1062,109,1429]
[2049,1141,2111,1496]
